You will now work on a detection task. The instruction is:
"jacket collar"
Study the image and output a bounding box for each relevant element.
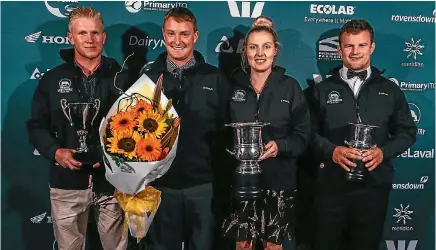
[231,65,287,88]
[146,50,206,75]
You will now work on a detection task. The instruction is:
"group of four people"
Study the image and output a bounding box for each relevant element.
[27,5,416,250]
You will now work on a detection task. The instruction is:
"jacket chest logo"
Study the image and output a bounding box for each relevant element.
[57,78,73,94]
[326,90,343,105]
[232,89,246,102]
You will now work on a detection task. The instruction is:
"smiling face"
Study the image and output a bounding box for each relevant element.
[338,30,375,71]
[245,30,278,73]
[162,16,198,66]
[68,17,106,61]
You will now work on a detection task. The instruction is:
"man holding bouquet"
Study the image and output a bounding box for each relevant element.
[27,6,132,250]
[143,7,232,250]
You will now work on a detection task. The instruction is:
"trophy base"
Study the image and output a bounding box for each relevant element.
[345,161,367,182]
[233,171,262,200]
[73,151,100,168]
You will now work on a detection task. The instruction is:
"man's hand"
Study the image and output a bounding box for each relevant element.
[236,241,252,250]
[265,242,283,250]
[92,162,101,168]
[362,147,383,171]
[54,148,82,170]
[259,141,278,161]
[332,146,362,171]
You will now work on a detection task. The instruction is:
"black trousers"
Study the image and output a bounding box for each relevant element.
[314,184,391,250]
[149,183,215,250]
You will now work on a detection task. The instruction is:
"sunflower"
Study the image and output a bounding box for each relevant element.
[107,129,141,159]
[137,110,168,138]
[131,99,153,118]
[110,111,137,133]
[137,135,162,161]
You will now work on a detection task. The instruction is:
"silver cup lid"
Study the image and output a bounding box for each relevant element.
[225,122,270,128]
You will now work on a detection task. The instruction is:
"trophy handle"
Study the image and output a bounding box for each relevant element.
[226,148,235,156]
[60,99,73,126]
[344,140,352,147]
[91,99,101,125]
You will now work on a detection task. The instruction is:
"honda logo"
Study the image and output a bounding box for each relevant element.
[227,1,264,18]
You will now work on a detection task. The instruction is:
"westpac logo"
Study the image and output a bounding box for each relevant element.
[215,36,244,53]
[310,4,355,15]
[125,1,188,13]
[228,1,265,18]
[386,240,418,250]
[30,68,50,80]
[44,1,78,18]
[389,77,436,92]
[317,36,341,61]
[25,31,69,45]
[392,176,428,191]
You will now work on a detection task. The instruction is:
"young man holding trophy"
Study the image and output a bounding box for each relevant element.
[27,6,131,250]
[310,19,417,250]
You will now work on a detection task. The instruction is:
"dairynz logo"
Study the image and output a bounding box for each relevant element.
[44,1,78,18]
[389,77,436,92]
[215,36,244,53]
[401,37,424,68]
[129,36,165,50]
[228,1,264,18]
[392,176,429,190]
[30,212,52,224]
[25,31,69,45]
[392,204,413,231]
[30,68,50,80]
[399,148,434,159]
[125,1,188,13]
[386,240,418,250]
[317,36,341,61]
[392,10,436,23]
[408,103,425,135]
[310,4,355,15]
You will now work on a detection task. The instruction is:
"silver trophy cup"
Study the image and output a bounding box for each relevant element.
[60,99,101,166]
[344,122,378,181]
[226,122,269,200]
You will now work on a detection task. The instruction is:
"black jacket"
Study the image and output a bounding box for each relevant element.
[144,51,231,189]
[27,49,132,191]
[311,66,417,187]
[229,66,311,190]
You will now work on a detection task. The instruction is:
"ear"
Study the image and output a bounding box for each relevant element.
[274,46,278,57]
[370,42,376,55]
[67,32,74,45]
[193,30,199,44]
[337,44,343,58]
[102,31,107,45]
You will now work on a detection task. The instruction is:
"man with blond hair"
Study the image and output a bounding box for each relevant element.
[27,6,131,250]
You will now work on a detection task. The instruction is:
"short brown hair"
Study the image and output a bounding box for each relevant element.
[241,25,280,69]
[163,7,197,31]
[68,6,104,32]
[339,19,374,45]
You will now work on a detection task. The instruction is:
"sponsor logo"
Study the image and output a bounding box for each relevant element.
[389,78,436,92]
[228,1,264,18]
[401,38,424,68]
[392,176,428,190]
[58,78,73,93]
[399,148,434,159]
[317,36,341,61]
[128,35,165,50]
[44,1,78,18]
[386,240,418,250]
[408,103,425,135]
[30,212,52,224]
[305,4,355,23]
[392,204,413,231]
[215,36,244,53]
[33,149,40,155]
[30,68,50,80]
[232,89,247,102]
[391,10,436,23]
[125,1,188,13]
[25,31,69,45]
[312,74,333,84]
[326,91,343,104]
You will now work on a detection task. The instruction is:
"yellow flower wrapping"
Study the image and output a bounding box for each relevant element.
[114,186,161,242]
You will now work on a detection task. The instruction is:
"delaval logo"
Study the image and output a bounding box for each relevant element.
[389,77,436,92]
[30,68,50,80]
[215,36,244,53]
[399,148,434,159]
[228,1,265,18]
[318,36,341,61]
[310,4,355,15]
[44,1,78,18]
[392,176,428,190]
[386,240,418,250]
[25,31,69,45]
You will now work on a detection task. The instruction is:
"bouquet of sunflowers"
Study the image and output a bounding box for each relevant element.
[99,73,179,241]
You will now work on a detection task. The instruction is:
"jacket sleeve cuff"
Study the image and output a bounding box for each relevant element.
[275,139,287,155]
[47,144,61,162]
[324,143,336,160]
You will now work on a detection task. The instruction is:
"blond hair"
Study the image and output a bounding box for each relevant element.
[252,16,275,29]
[68,6,104,32]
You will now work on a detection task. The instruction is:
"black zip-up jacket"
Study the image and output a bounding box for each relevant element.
[310,66,417,187]
[27,49,132,191]
[229,66,311,190]
[145,51,231,189]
